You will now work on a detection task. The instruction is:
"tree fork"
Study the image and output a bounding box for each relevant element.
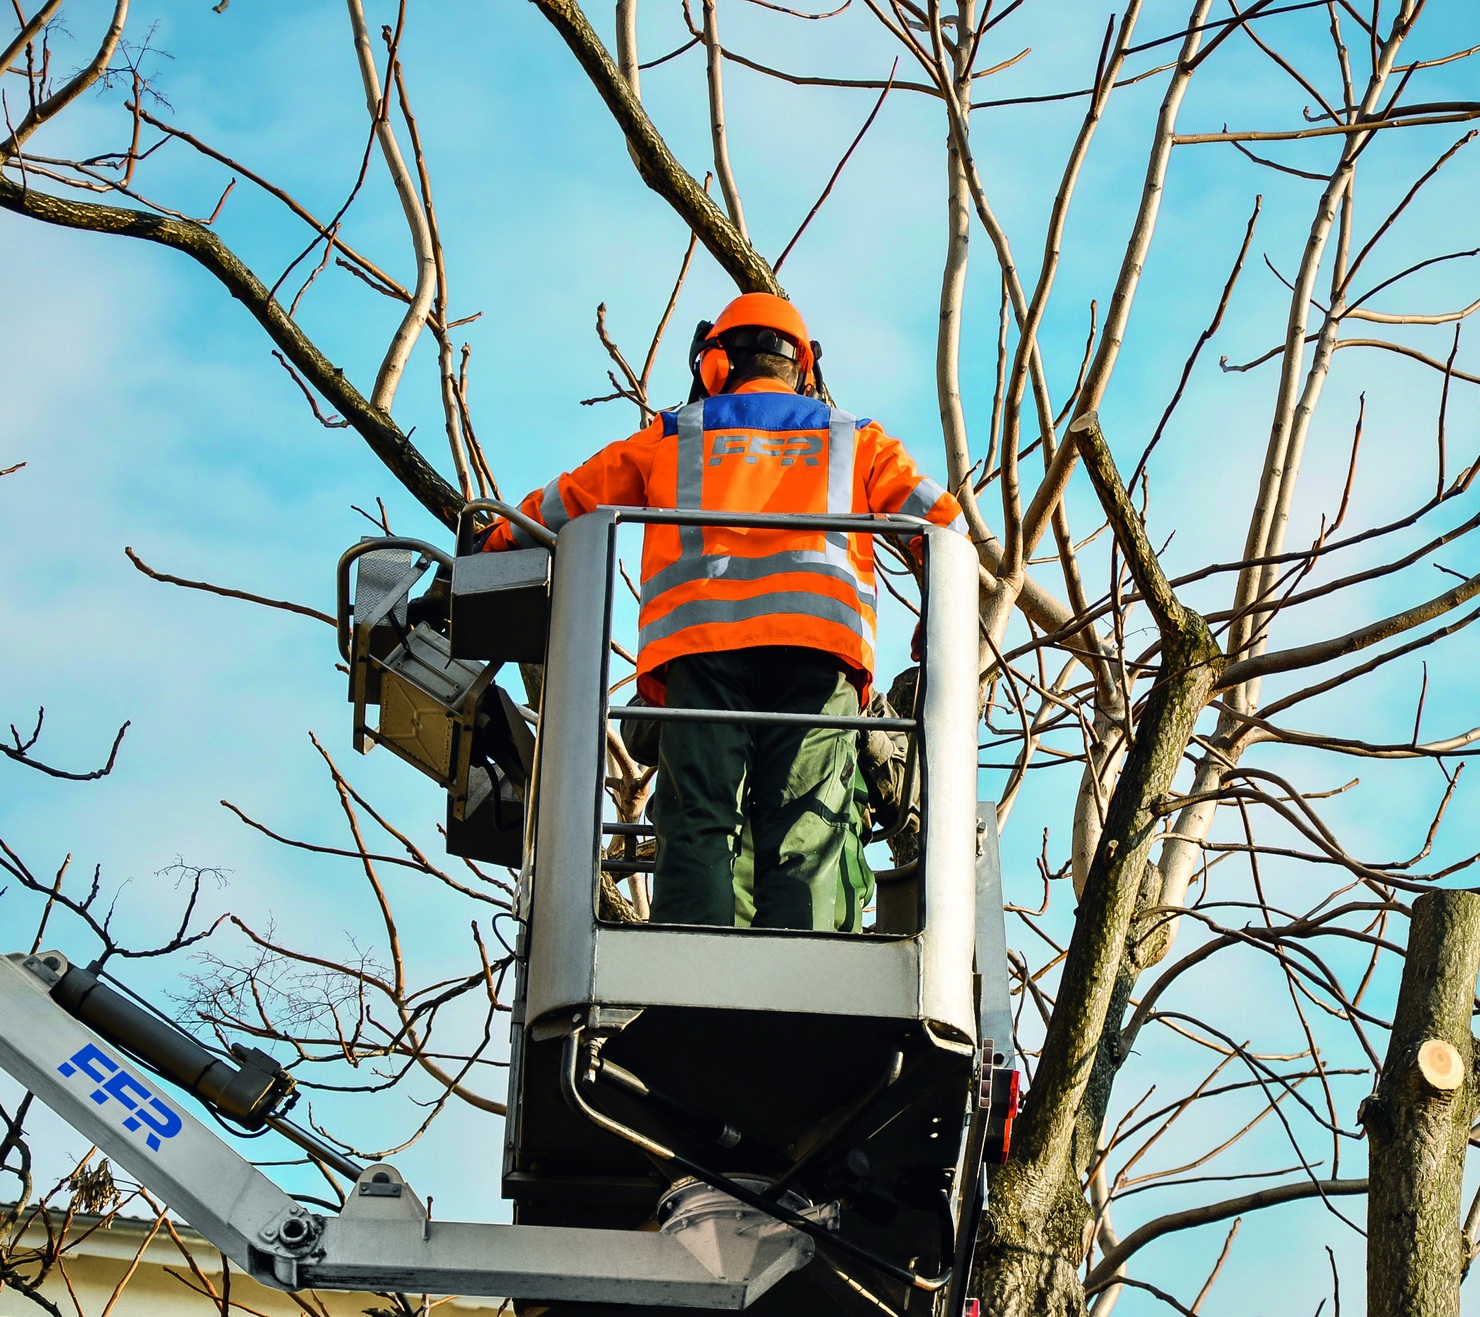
[0,175,465,531]
[1364,889,1480,1317]
[970,413,1224,1314]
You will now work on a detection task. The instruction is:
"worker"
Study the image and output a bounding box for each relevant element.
[480,293,965,930]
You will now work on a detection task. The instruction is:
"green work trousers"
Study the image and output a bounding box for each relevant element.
[732,764,876,933]
[649,647,872,931]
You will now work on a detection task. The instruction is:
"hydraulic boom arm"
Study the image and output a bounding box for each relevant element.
[0,951,810,1307]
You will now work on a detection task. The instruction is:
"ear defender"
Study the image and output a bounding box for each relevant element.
[687,319,723,403]
[698,341,731,396]
[806,339,824,399]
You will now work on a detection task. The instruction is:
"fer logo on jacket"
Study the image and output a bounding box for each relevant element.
[708,434,824,467]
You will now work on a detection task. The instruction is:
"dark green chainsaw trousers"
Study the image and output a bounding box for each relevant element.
[649,647,871,931]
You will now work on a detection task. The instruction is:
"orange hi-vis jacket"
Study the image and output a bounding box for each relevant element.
[483,379,967,704]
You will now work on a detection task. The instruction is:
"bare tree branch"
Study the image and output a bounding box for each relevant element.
[1,711,130,782]
[0,179,463,527]
[345,0,435,413]
[1085,1180,1367,1291]
[1220,571,1480,688]
[125,546,334,625]
[528,0,780,293]
[0,0,127,163]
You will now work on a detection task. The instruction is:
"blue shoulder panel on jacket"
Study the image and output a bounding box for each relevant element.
[659,411,679,437]
[703,393,833,431]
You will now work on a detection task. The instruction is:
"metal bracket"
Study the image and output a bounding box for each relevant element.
[341,1164,427,1222]
[255,1204,326,1293]
[15,950,68,988]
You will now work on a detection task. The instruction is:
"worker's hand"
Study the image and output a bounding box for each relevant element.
[859,728,896,773]
[910,619,924,662]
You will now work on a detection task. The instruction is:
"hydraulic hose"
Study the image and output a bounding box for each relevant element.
[592,1054,743,1152]
[560,1032,950,1295]
[763,1047,903,1200]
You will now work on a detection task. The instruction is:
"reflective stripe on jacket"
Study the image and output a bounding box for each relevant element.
[483,384,966,703]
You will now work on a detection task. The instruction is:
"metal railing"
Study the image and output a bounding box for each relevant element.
[607,706,914,733]
[610,508,930,534]
[601,822,654,874]
[458,497,559,552]
[335,537,450,661]
[334,509,927,895]
[596,509,928,899]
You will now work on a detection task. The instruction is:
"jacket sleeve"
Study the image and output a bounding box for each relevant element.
[482,416,665,551]
[858,421,968,535]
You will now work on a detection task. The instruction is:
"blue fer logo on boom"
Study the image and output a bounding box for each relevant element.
[57,1044,183,1151]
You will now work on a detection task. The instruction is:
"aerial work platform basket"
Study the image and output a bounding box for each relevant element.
[0,504,1015,1317]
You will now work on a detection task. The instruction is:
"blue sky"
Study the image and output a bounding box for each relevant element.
[3,1,1479,1311]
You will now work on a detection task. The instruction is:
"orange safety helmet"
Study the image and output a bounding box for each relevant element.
[689,293,818,399]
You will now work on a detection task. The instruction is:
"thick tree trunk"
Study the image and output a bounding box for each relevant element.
[969,627,1215,1316]
[974,1168,1094,1317]
[969,416,1224,1315]
[1365,890,1480,1317]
